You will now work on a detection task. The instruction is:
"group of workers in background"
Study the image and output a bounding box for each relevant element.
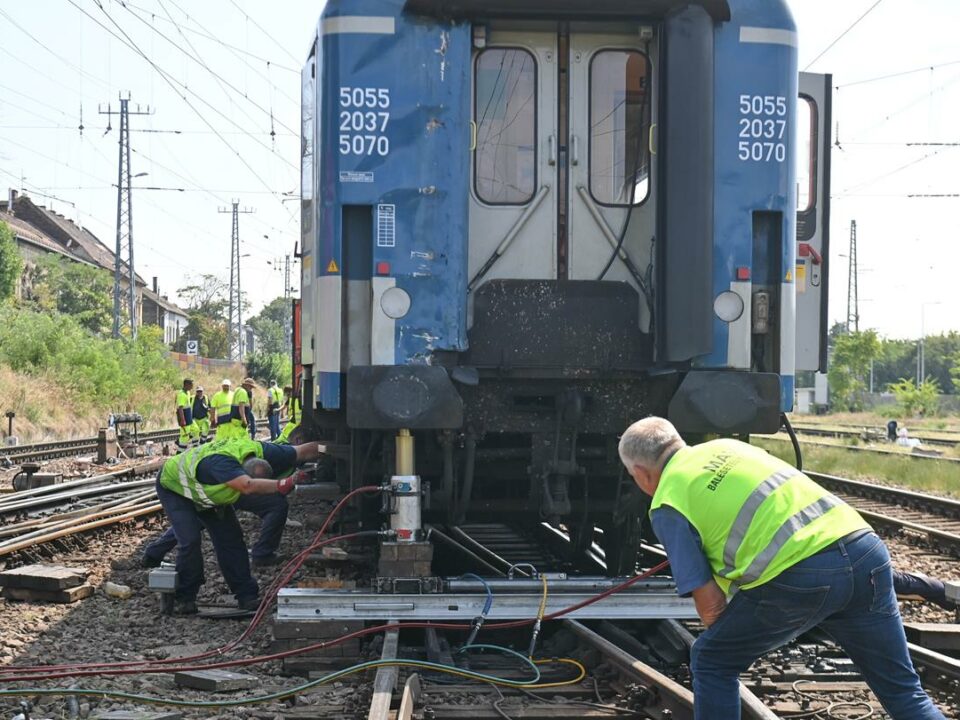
[175,377,301,448]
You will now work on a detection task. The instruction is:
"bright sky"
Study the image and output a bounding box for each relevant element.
[0,0,955,339]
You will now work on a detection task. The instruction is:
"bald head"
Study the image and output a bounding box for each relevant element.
[243,458,273,479]
[619,417,685,472]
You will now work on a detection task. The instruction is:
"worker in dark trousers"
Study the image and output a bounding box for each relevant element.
[149,437,319,614]
[143,492,290,569]
[192,387,211,443]
[619,417,944,720]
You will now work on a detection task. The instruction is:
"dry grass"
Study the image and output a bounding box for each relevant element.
[0,363,265,444]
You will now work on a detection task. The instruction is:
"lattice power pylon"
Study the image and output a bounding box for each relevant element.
[846,219,859,333]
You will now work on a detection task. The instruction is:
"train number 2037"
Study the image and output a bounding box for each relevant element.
[339,87,391,157]
[737,94,787,163]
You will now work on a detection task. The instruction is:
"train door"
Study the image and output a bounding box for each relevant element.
[795,73,832,372]
[467,32,558,290]
[566,32,656,331]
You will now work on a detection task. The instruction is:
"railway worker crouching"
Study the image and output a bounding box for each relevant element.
[210,379,235,441]
[175,378,199,449]
[618,417,945,720]
[151,437,320,614]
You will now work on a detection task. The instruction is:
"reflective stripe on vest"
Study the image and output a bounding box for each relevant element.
[159,438,264,507]
[650,439,870,592]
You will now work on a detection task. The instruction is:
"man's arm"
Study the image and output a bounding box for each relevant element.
[225,475,287,495]
[691,580,727,627]
[293,441,322,464]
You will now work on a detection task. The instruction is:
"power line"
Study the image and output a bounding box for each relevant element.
[0,81,72,118]
[837,59,960,88]
[67,0,297,217]
[122,0,300,73]
[804,0,885,71]
[123,0,299,106]
[0,7,113,89]
[226,0,300,64]
[117,0,297,137]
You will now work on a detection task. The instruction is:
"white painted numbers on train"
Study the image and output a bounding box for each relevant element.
[737,94,787,163]
[339,87,390,157]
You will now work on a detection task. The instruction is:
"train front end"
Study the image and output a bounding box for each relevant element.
[298,0,830,572]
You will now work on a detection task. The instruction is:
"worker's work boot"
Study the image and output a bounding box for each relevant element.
[237,596,261,612]
[172,599,199,615]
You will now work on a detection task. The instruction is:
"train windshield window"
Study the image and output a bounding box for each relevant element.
[589,50,650,206]
[797,96,816,212]
[474,48,537,205]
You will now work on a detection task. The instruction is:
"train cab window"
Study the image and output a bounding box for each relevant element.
[589,50,650,206]
[797,96,817,212]
[474,48,537,205]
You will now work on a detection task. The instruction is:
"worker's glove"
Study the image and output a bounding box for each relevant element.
[277,476,296,496]
[291,469,311,485]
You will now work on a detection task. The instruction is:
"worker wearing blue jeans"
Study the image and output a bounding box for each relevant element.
[688,532,944,719]
[144,493,289,568]
[619,417,944,720]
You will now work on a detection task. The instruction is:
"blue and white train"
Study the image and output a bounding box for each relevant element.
[297,0,830,571]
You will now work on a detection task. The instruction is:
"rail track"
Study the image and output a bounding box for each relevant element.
[0,429,179,465]
[0,460,164,557]
[808,471,960,555]
[791,422,960,449]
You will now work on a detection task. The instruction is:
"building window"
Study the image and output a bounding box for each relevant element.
[474,48,537,205]
[589,50,651,206]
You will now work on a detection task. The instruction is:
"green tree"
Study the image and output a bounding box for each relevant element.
[950,351,960,395]
[0,220,23,302]
[827,330,881,411]
[920,332,960,395]
[173,274,230,357]
[248,297,290,355]
[888,377,941,417]
[245,351,291,387]
[28,255,112,334]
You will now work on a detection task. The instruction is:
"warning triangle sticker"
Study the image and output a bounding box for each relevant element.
[327,258,339,273]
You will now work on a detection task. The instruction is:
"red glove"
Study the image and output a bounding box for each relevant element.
[277,476,296,496]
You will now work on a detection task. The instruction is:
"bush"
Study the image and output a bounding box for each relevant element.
[245,351,291,387]
[0,306,178,410]
[888,377,941,417]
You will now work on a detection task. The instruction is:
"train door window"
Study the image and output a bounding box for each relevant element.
[474,48,537,205]
[796,96,817,212]
[301,48,315,234]
[589,50,650,206]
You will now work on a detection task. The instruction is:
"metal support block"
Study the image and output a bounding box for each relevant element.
[277,587,696,621]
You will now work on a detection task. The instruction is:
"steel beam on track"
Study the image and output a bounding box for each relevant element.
[277,588,697,621]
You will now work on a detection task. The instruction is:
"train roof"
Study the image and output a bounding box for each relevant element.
[402,0,731,21]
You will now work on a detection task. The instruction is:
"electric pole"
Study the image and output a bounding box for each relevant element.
[100,94,152,339]
[218,201,255,361]
[846,219,859,333]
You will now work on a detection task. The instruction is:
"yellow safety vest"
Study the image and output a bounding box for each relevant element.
[175,389,193,425]
[210,390,234,425]
[159,438,264,508]
[650,439,870,593]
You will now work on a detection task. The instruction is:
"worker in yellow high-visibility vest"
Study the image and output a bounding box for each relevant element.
[175,379,199,449]
[230,378,254,439]
[192,386,210,442]
[266,380,283,441]
[277,385,301,444]
[618,417,943,720]
[209,379,235,441]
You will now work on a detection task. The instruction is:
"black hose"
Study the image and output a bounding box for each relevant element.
[781,412,802,471]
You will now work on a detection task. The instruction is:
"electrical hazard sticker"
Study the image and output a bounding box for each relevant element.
[327,259,339,273]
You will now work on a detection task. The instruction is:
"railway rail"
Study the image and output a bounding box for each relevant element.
[791,422,960,449]
[0,429,179,465]
[808,471,960,556]
[0,460,164,557]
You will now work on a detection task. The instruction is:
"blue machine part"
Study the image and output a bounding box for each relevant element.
[706,0,799,412]
[311,0,470,409]
[306,0,808,417]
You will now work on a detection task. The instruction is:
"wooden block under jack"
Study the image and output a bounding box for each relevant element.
[1,583,94,603]
[0,563,89,590]
[173,669,260,692]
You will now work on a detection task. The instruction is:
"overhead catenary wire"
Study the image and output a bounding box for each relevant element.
[64,0,299,224]
[803,0,885,71]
